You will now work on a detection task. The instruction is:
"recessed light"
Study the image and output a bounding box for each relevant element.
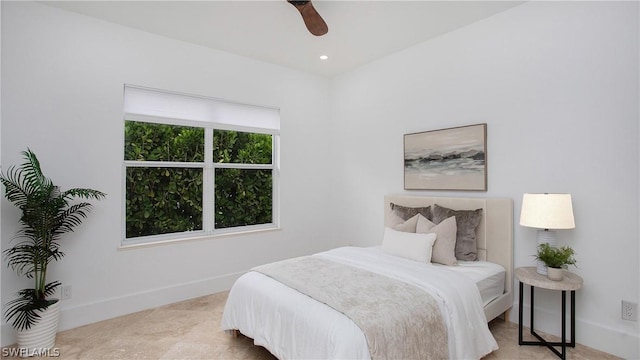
[319,55,329,60]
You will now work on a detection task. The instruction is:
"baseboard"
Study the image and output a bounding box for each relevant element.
[2,271,244,347]
[511,302,640,359]
[4,283,637,359]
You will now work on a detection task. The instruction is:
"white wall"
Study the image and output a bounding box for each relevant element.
[1,1,334,345]
[329,2,639,358]
[2,1,639,359]
[0,0,3,345]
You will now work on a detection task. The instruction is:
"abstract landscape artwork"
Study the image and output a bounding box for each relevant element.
[404,124,487,191]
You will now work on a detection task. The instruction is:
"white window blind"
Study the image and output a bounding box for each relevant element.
[123,85,280,132]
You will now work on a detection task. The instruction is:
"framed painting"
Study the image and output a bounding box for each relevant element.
[404,123,487,191]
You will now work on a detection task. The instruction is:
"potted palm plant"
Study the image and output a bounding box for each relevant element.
[1,149,105,353]
[535,243,577,281]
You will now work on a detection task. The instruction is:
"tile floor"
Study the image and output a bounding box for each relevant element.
[2,292,620,359]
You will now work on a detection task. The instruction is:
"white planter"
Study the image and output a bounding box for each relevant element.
[16,300,60,357]
[547,267,564,281]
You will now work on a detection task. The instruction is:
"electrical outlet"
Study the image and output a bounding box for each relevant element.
[61,285,72,301]
[622,300,637,321]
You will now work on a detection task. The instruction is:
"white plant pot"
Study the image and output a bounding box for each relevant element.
[547,267,564,281]
[16,300,60,357]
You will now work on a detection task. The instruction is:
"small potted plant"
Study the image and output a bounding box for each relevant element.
[535,243,577,281]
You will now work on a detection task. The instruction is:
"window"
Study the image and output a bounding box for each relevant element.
[123,86,279,245]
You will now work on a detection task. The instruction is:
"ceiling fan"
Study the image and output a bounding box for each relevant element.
[287,1,329,36]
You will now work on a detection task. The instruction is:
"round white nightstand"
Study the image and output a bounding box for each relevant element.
[515,267,583,360]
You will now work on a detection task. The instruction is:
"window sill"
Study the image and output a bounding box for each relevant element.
[118,225,281,250]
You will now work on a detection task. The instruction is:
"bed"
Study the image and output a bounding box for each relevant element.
[221,195,513,359]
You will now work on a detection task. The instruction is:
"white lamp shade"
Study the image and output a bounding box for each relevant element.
[519,193,575,229]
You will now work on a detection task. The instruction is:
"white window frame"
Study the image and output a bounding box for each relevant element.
[122,88,280,247]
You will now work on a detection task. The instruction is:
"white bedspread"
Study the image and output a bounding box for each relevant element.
[441,260,506,307]
[222,246,499,360]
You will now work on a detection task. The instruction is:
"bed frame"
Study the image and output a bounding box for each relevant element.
[384,195,513,322]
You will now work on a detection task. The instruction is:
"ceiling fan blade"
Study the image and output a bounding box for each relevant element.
[287,1,328,36]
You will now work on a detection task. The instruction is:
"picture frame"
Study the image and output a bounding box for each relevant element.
[404,123,487,191]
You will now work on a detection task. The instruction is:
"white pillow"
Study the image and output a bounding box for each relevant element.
[416,214,458,266]
[381,227,437,263]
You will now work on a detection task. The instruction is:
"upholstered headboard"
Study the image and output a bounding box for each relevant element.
[384,195,514,321]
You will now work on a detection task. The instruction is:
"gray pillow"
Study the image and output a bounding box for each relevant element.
[431,204,483,261]
[390,203,432,221]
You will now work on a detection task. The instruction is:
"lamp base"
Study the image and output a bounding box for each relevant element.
[536,261,548,276]
[536,229,557,275]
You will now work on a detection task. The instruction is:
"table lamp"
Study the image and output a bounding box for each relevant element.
[520,193,575,275]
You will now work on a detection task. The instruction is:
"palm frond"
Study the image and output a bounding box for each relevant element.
[20,149,52,193]
[0,149,55,212]
[3,244,40,277]
[0,166,30,208]
[53,203,93,236]
[4,287,59,331]
[43,281,61,298]
[62,188,106,201]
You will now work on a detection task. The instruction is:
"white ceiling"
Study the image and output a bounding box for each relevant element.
[43,1,524,77]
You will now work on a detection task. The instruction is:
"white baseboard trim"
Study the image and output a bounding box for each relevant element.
[2,271,244,347]
[4,284,637,359]
[510,302,640,359]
